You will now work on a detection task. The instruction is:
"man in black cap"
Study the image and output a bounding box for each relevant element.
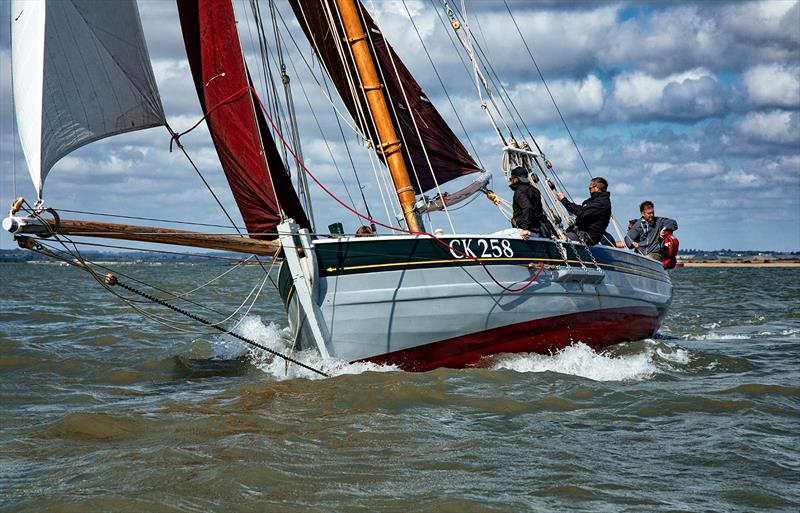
[509,166,543,240]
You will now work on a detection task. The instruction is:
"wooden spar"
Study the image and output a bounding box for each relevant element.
[335,0,422,232]
[40,219,282,256]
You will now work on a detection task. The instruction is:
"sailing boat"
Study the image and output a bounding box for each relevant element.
[4,0,672,372]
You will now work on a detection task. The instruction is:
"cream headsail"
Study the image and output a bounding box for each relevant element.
[11,0,165,201]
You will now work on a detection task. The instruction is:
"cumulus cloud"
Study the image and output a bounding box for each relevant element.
[609,68,729,120]
[719,0,800,47]
[601,5,722,74]
[738,110,800,144]
[743,63,800,108]
[507,75,605,125]
[444,4,620,79]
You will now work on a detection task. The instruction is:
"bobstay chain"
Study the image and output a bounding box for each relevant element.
[101,273,330,377]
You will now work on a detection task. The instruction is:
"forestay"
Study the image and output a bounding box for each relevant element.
[11,0,165,200]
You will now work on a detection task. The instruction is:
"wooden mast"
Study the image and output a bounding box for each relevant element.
[335,0,422,232]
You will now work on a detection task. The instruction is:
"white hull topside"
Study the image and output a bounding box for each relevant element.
[277,230,672,371]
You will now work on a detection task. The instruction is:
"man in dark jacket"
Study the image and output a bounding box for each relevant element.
[509,166,543,240]
[626,200,678,260]
[556,177,611,245]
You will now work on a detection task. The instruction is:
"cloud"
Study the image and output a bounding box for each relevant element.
[743,63,800,108]
[738,110,800,144]
[609,68,729,121]
[719,0,800,47]
[507,75,605,125]
[429,4,621,79]
[601,5,722,75]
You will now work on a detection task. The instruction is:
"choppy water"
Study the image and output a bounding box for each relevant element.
[1,263,798,512]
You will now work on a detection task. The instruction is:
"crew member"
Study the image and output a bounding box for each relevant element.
[615,219,639,248]
[626,201,678,260]
[509,166,543,240]
[355,225,376,237]
[556,177,611,245]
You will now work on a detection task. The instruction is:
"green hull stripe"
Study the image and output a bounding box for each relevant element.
[313,238,668,282]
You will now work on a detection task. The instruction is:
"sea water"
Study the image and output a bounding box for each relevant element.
[1,263,798,512]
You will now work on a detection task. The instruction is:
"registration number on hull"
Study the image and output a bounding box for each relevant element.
[448,238,514,259]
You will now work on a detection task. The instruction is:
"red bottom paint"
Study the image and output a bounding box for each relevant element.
[360,307,665,371]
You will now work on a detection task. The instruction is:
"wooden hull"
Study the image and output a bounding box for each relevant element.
[278,235,672,371]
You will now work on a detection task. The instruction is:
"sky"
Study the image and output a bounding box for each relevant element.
[1,0,799,252]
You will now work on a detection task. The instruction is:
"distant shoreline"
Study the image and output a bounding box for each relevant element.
[679,262,800,267]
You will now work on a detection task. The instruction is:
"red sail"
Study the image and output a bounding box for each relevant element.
[289,0,481,194]
[177,0,309,239]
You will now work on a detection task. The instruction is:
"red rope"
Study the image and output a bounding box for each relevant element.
[180,85,544,292]
[168,88,252,151]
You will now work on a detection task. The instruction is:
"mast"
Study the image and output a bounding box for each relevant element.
[334,0,421,232]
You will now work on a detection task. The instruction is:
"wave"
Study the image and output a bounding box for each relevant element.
[484,341,683,382]
[211,316,398,380]
[682,332,751,341]
[206,318,706,382]
[682,327,799,341]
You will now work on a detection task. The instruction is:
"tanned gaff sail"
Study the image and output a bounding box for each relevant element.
[288,0,481,195]
[177,0,310,239]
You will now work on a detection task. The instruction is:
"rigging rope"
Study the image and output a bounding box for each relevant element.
[282,47,364,228]
[287,0,385,228]
[408,0,484,169]
[52,209,247,230]
[282,9,376,227]
[442,0,511,144]
[242,86,545,293]
[33,238,254,262]
[17,217,327,376]
[105,274,328,377]
[168,94,279,289]
[502,0,593,179]
[322,0,411,229]
[367,0,457,234]
[166,123,244,235]
[19,202,242,318]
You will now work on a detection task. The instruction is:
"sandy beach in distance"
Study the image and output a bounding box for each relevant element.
[679,262,800,268]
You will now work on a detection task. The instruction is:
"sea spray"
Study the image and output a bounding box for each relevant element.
[488,342,661,382]
[213,315,398,380]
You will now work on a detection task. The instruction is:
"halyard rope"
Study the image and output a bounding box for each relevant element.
[175,85,546,293]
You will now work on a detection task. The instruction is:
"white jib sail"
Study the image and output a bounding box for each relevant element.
[11,0,166,200]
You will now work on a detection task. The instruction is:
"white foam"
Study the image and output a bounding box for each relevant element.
[213,318,700,381]
[213,316,398,380]
[488,342,659,382]
[655,345,691,364]
[757,329,799,337]
[681,332,750,341]
[208,316,283,360]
